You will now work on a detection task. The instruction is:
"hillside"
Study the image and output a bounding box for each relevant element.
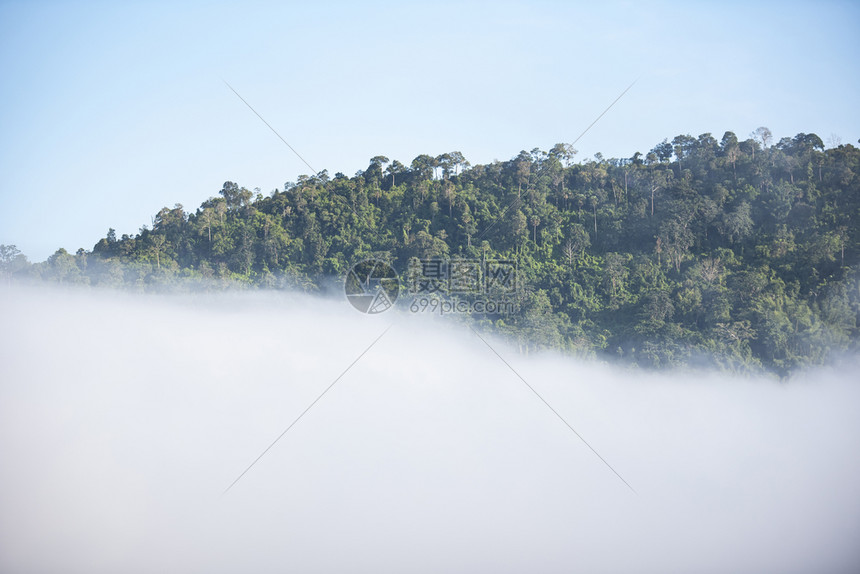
[4,130,859,375]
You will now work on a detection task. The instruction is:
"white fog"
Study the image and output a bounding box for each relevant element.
[1,285,858,573]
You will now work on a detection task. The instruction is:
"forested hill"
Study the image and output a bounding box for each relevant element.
[4,130,859,375]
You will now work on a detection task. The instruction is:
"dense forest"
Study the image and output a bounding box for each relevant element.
[2,129,859,376]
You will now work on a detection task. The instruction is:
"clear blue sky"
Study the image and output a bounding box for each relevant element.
[1,0,858,261]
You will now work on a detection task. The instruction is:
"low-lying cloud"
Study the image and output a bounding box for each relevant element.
[1,285,858,573]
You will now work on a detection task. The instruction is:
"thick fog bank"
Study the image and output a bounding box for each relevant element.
[1,285,858,573]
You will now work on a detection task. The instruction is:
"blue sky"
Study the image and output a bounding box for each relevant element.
[1,0,858,261]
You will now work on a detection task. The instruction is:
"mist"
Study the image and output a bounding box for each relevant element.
[1,285,858,573]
